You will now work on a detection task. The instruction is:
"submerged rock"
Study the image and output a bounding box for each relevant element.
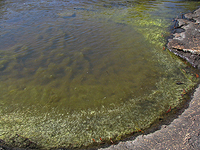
[57,11,76,18]
[167,8,200,69]
[0,134,39,149]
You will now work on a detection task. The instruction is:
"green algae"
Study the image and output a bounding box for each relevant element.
[0,0,200,149]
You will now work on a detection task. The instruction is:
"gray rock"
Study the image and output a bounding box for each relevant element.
[168,8,200,69]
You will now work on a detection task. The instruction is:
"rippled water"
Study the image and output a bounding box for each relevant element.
[0,0,200,149]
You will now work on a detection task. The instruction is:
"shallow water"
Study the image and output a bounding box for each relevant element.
[0,0,200,148]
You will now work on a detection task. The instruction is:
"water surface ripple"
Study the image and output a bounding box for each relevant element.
[0,0,200,148]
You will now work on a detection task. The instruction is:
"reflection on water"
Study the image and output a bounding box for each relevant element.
[0,0,200,148]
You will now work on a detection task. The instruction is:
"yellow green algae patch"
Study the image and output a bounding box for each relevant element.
[1,64,198,149]
[1,1,200,149]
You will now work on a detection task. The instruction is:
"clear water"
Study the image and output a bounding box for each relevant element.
[0,0,200,148]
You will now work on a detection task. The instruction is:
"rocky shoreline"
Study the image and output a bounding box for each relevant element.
[1,7,200,150]
[99,7,200,150]
[167,8,200,69]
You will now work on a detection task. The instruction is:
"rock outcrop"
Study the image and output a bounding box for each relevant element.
[168,8,200,69]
